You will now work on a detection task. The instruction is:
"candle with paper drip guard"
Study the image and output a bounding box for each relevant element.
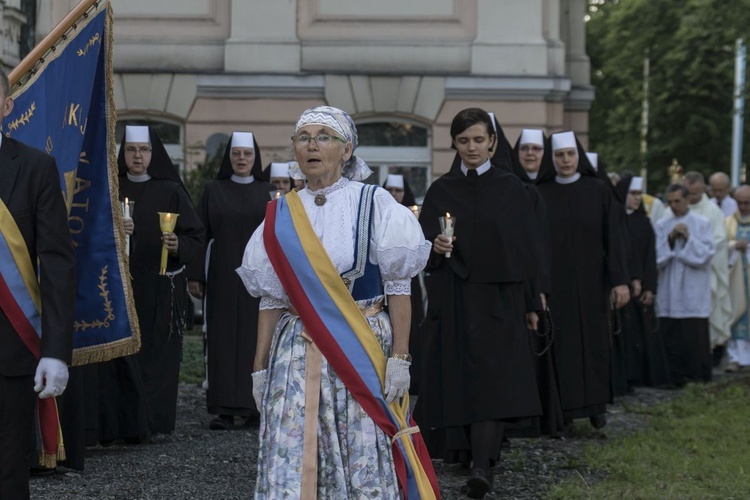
[158,212,179,275]
[269,189,284,201]
[121,198,135,256]
[439,213,455,258]
[410,205,421,218]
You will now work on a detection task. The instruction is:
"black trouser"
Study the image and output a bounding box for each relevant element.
[661,317,712,385]
[0,373,35,500]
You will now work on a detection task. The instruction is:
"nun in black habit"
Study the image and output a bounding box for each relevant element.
[586,152,636,397]
[415,108,542,498]
[186,132,271,429]
[117,125,205,435]
[535,131,630,428]
[614,174,670,388]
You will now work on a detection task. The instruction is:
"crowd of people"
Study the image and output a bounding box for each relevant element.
[3,62,747,496]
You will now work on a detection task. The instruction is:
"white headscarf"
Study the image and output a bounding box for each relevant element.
[294,106,372,181]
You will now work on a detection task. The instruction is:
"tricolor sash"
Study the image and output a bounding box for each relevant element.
[0,198,64,466]
[263,190,439,499]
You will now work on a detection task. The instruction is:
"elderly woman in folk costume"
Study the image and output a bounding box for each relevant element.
[238,106,439,499]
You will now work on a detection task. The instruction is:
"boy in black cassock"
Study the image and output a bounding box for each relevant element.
[415,108,542,499]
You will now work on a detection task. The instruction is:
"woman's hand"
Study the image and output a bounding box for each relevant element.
[384,358,410,403]
[123,217,134,236]
[188,281,204,299]
[162,232,179,257]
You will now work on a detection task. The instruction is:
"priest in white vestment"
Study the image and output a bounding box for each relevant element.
[682,172,732,352]
[656,184,715,386]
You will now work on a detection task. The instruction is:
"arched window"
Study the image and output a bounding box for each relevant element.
[115,118,184,172]
[355,120,431,203]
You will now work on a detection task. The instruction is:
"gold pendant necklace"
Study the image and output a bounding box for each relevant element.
[314,194,327,206]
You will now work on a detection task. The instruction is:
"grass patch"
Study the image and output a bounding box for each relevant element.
[548,377,750,499]
[179,330,205,384]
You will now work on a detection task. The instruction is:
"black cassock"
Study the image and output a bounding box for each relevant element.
[187,178,269,416]
[120,177,204,434]
[622,206,670,387]
[536,175,628,419]
[415,165,542,434]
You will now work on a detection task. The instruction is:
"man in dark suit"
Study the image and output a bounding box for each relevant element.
[0,69,75,498]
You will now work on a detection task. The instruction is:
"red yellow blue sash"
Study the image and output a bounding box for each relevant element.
[263,190,439,499]
[0,198,64,466]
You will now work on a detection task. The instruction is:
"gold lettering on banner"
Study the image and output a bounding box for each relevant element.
[63,103,87,135]
[46,136,53,154]
[76,33,101,57]
[68,173,92,248]
[63,169,77,215]
[74,265,115,331]
[6,102,35,134]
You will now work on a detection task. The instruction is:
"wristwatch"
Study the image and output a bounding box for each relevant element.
[391,353,412,363]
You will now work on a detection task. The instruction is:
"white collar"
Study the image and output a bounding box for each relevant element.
[127,173,151,183]
[460,159,491,176]
[231,174,254,184]
[527,171,538,180]
[555,173,581,184]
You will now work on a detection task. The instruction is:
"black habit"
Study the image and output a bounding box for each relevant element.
[536,147,628,420]
[187,137,269,418]
[87,128,205,440]
[614,175,670,387]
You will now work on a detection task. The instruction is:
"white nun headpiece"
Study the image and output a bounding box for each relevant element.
[486,112,498,136]
[519,129,544,147]
[231,132,255,149]
[270,162,290,179]
[586,152,599,171]
[125,126,150,143]
[629,176,644,192]
[551,131,577,151]
[385,174,405,189]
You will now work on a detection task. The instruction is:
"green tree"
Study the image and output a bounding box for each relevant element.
[587,0,750,193]
[183,141,226,202]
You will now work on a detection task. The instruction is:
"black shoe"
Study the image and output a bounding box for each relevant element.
[243,413,260,427]
[124,434,148,444]
[209,415,233,430]
[466,468,492,499]
[589,414,607,429]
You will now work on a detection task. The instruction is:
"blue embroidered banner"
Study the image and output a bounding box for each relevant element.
[6,1,140,364]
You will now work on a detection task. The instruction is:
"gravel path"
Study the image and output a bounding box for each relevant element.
[31,376,723,499]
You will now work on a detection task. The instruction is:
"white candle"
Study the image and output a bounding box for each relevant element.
[124,197,130,218]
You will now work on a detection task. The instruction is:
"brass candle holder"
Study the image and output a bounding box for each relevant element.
[158,212,179,275]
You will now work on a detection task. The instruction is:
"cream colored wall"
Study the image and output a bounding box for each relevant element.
[33,0,593,179]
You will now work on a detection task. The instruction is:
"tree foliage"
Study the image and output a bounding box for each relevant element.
[587,0,750,192]
[182,141,226,202]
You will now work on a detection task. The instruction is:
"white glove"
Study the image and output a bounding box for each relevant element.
[34,357,69,399]
[384,358,411,403]
[252,369,267,410]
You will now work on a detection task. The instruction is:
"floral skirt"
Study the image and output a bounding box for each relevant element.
[254,297,400,499]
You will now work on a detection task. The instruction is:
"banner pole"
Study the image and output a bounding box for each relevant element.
[9,0,101,87]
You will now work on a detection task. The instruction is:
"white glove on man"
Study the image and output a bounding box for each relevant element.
[34,357,69,399]
[384,357,411,403]
[252,369,267,410]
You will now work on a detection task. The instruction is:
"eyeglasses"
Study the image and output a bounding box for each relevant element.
[291,134,346,146]
[231,149,255,158]
[124,146,152,155]
[520,145,543,153]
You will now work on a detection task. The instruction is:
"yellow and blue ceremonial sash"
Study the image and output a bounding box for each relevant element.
[0,198,63,466]
[263,191,440,499]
